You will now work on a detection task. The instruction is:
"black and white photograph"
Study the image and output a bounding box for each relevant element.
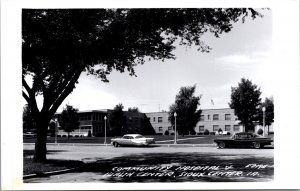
[1,0,300,190]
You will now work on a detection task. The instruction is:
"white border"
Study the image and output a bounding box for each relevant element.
[1,0,300,190]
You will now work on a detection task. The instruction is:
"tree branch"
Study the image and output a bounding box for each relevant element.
[22,91,30,103]
[22,77,32,95]
[49,67,83,116]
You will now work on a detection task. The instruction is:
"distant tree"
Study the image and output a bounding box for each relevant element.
[169,85,202,136]
[257,128,263,135]
[58,104,79,139]
[22,8,263,161]
[23,104,36,133]
[229,78,262,132]
[258,97,274,134]
[165,130,170,135]
[109,103,127,136]
[218,128,223,134]
[204,129,210,135]
[48,120,56,137]
[128,107,140,113]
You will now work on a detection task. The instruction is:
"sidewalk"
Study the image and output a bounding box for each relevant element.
[24,142,216,147]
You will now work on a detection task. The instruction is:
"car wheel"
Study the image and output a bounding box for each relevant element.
[218,142,226,149]
[113,142,119,147]
[253,142,261,149]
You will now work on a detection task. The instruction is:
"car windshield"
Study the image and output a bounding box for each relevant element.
[135,135,145,139]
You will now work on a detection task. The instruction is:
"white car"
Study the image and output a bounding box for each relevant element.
[111,134,155,147]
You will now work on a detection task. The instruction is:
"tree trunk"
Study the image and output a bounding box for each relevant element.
[33,114,50,162]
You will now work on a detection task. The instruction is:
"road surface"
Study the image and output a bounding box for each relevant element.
[24,144,273,183]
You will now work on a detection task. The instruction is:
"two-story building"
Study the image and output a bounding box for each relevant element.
[145,112,173,135]
[54,109,156,137]
[195,108,242,135]
[54,109,109,137]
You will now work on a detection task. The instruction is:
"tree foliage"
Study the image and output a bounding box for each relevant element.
[22,8,263,162]
[23,104,36,132]
[108,103,127,136]
[229,78,262,132]
[169,85,202,135]
[58,104,79,139]
[258,97,274,134]
[128,107,140,113]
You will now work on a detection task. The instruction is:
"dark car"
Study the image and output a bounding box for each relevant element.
[214,132,273,149]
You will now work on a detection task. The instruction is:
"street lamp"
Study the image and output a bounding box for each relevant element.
[262,107,266,137]
[54,118,58,144]
[104,116,107,145]
[174,112,177,144]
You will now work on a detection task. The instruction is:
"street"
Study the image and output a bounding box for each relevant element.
[24,144,273,183]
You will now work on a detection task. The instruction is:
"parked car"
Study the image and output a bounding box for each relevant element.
[214,132,273,149]
[111,134,155,147]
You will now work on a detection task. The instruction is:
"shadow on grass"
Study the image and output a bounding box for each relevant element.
[74,152,274,182]
[23,157,84,176]
[23,149,68,157]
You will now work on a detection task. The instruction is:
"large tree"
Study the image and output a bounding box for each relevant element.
[259,97,274,134]
[229,78,262,132]
[108,103,127,136]
[22,9,263,162]
[58,104,79,139]
[169,85,202,135]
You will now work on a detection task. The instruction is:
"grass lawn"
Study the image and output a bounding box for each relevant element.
[23,150,84,175]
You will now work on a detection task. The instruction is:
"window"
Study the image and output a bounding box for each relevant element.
[213,125,219,131]
[199,126,204,132]
[200,115,205,121]
[207,115,210,120]
[225,125,231,131]
[168,126,172,130]
[225,114,231,120]
[158,117,163,123]
[153,117,155,122]
[234,125,240,131]
[159,127,163,132]
[213,114,219,121]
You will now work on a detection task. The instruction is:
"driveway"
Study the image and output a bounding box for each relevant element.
[24,144,273,183]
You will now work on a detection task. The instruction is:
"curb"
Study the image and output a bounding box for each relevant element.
[23,167,79,179]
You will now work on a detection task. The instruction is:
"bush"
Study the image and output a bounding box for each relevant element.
[227,132,231,135]
[257,128,263,135]
[156,133,163,135]
[164,130,169,135]
[210,132,215,135]
[197,132,203,135]
[204,129,209,135]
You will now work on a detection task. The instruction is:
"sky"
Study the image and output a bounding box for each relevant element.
[25,9,273,113]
